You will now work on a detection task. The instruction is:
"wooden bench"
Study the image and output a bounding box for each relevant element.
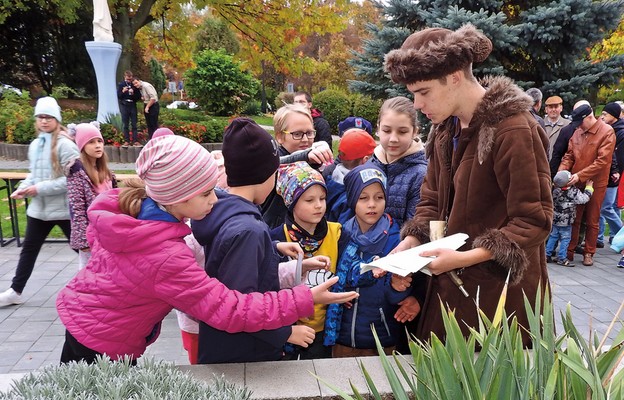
[0,172,138,247]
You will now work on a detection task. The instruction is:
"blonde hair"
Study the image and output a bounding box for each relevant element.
[118,178,147,217]
[273,104,313,142]
[81,148,112,186]
[378,96,420,136]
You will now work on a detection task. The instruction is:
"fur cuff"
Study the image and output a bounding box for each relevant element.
[472,229,527,285]
[400,219,430,243]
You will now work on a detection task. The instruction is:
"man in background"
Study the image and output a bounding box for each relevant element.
[293,91,332,149]
[132,77,160,140]
[544,95,570,159]
[117,70,141,145]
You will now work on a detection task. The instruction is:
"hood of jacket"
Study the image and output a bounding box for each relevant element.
[311,108,323,119]
[191,190,262,247]
[426,75,534,165]
[87,188,190,254]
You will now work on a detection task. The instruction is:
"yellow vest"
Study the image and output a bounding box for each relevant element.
[283,222,341,332]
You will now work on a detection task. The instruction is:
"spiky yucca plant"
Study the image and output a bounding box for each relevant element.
[320,285,624,400]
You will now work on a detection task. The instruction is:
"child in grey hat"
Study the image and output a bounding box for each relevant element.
[546,171,594,267]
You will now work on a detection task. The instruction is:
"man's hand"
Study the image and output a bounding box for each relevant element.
[394,296,421,323]
[568,173,580,186]
[276,242,303,258]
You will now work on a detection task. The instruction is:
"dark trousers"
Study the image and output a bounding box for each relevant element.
[11,216,71,293]
[60,330,137,365]
[60,330,102,364]
[119,102,138,142]
[568,185,607,256]
[144,102,160,139]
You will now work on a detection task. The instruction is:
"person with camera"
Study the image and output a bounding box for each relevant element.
[117,70,142,146]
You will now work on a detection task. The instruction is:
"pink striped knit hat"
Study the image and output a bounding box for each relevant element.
[136,136,218,205]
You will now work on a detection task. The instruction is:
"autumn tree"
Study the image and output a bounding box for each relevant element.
[351,0,624,107]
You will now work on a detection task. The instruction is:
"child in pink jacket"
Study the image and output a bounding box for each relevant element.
[56,135,357,363]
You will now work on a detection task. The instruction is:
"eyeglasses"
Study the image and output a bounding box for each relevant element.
[284,130,316,140]
[36,115,55,121]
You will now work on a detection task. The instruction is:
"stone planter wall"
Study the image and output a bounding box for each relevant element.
[0,142,223,163]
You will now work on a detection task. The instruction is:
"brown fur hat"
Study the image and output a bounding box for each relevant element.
[384,24,492,84]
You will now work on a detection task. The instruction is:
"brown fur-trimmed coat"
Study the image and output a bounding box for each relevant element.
[402,76,553,347]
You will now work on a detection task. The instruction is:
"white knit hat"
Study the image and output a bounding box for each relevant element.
[136,136,219,205]
[34,96,62,122]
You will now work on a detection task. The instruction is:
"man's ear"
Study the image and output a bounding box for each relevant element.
[450,70,463,86]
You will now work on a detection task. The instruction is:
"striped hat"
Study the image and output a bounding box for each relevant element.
[136,136,218,205]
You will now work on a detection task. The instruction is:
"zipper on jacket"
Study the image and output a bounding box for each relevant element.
[380,308,391,337]
[350,287,360,347]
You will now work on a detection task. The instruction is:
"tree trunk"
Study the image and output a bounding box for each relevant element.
[111,0,157,81]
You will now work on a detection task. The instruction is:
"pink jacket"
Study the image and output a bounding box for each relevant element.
[56,189,314,359]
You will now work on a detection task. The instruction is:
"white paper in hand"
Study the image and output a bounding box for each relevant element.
[360,233,469,276]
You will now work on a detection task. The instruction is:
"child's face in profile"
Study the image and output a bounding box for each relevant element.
[354,183,385,233]
[377,110,418,163]
[293,185,326,233]
[168,187,217,221]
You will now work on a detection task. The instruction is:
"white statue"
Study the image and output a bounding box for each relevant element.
[93,0,114,42]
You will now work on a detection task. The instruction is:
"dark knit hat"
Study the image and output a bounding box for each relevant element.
[384,24,492,84]
[344,164,387,211]
[603,102,622,119]
[222,118,280,187]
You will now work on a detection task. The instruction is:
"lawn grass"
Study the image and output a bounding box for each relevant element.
[0,194,67,239]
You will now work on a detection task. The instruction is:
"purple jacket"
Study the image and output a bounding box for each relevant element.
[56,189,314,359]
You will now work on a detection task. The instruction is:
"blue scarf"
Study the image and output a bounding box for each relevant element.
[342,213,392,255]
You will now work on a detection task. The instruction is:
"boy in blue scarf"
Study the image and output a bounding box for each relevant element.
[324,164,410,357]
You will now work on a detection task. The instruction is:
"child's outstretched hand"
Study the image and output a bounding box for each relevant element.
[311,276,358,304]
[277,242,303,258]
[287,325,316,347]
[302,256,330,275]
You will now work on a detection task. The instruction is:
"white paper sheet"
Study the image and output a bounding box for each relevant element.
[360,233,469,276]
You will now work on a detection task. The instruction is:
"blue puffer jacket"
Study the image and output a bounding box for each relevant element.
[368,147,428,227]
[191,190,291,364]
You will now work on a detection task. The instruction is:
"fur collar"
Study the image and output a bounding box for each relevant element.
[426,75,533,164]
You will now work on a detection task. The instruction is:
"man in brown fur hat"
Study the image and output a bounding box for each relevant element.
[386,24,553,347]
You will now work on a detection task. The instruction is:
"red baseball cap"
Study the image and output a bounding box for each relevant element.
[338,129,377,161]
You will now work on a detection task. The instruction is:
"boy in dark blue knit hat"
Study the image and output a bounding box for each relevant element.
[324,164,411,357]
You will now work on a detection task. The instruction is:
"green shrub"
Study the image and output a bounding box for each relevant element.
[275,92,294,109]
[242,100,262,116]
[313,89,352,135]
[0,90,35,144]
[0,356,252,400]
[320,286,624,399]
[50,84,80,99]
[185,49,259,116]
[350,94,382,130]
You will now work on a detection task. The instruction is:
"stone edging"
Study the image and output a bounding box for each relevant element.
[0,142,222,163]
